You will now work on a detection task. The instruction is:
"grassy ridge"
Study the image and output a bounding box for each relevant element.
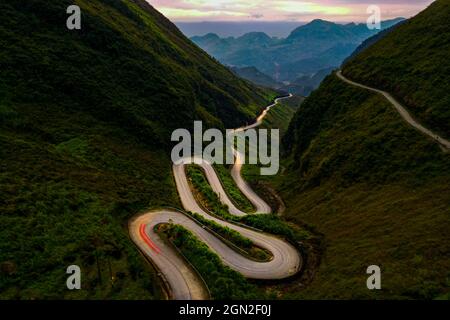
[158,224,266,299]
[281,74,450,299]
[213,164,255,213]
[343,0,450,137]
[186,165,312,249]
[260,97,303,135]
[188,211,252,249]
[187,211,272,262]
[186,165,238,221]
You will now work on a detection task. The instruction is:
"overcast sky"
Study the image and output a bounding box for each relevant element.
[148,0,434,22]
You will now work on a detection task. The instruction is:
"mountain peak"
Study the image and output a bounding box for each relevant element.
[238,32,272,41]
[203,33,220,39]
[309,19,334,25]
[287,19,343,41]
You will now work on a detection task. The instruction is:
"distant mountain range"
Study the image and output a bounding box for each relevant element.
[192,18,404,84]
[231,65,338,97]
[176,21,304,38]
[230,66,282,90]
[281,67,336,96]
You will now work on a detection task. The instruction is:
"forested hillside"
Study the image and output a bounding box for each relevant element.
[0,0,273,299]
[343,0,450,138]
[278,1,450,299]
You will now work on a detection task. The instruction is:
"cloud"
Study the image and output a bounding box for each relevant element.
[148,0,434,22]
[157,7,248,19]
[274,1,351,15]
[250,13,264,19]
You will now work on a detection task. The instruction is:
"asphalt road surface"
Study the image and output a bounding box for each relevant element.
[337,70,450,151]
[129,95,301,300]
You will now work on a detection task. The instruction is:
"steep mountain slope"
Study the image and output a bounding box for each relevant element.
[190,33,230,59]
[191,32,279,77]
[237,32,273,46]
[278,42,355,80]
[343,20,407,65]
[343,0,449,138]
[0,0,273,299]
[230,66,282,89]
[0,0,271,142]
[191,18,403,82]
[281,67,335,96]
[278,2,450,299]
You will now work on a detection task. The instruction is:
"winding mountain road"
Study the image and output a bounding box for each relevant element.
[337,70,450,150]
[129,95,301,300]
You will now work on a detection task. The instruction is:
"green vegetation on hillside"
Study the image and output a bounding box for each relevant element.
[241,95,302,209]
[240,95,302,186]
[158,224,265,299]
[186,211,272,262]
[186,165,237,220]
[343,0,450,137]
[188,211,251,249]
[0,0,274,299]
[213,165,255,213]
[0,0,272,145]
[280,74,450,299]
[260,97,302,135]
[0,108,173,299]
[186,165,313,246]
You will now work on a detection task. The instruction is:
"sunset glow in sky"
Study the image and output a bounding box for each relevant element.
[148,0,434,22]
